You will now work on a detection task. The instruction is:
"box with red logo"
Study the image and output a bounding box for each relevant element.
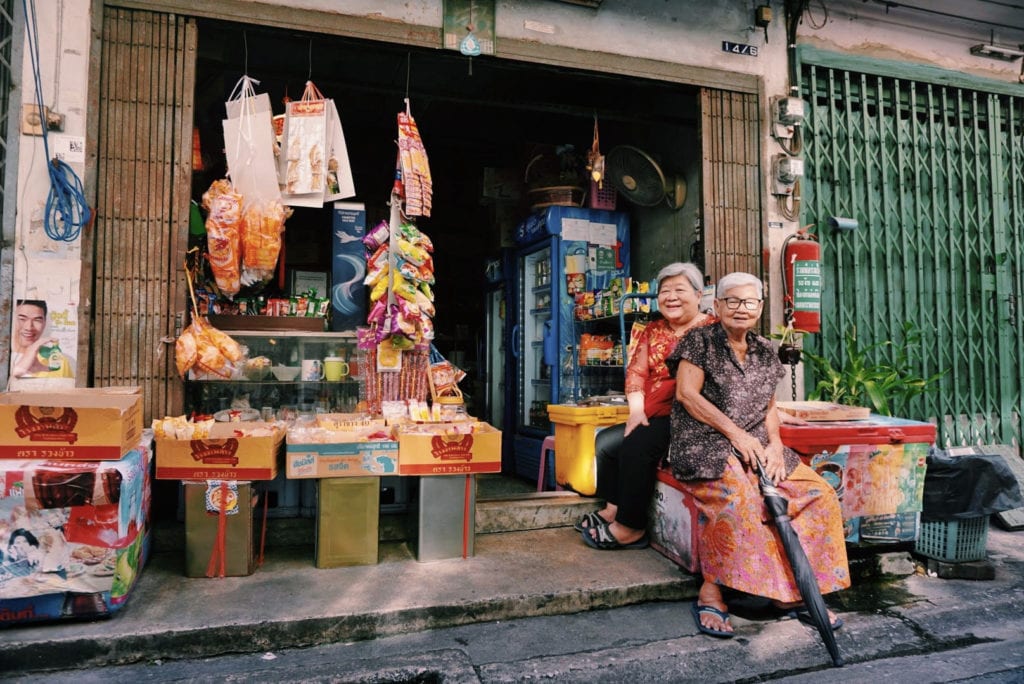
[396,422,502,476]
[0,435,151,626]
[781,414,935,544]
[0,387,143,460]
[648,468,700,573]
[155,422,284,480]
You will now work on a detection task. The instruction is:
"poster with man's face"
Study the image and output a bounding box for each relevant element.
[9,260,79,387]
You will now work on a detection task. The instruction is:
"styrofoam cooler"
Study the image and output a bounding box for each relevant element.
[546,404,630,496]
[780,414,936,544]
[414,475,475,562]
[648,468,700,573]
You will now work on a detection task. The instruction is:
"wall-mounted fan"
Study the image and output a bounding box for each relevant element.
[604,145,686,210]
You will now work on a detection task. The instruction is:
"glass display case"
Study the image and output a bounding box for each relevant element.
[185,331,363,417]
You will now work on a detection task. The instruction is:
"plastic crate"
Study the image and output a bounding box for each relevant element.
[588,180,617,210]
[914,516,989,562]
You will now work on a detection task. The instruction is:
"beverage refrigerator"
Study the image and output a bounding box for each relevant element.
[508,206,630,484]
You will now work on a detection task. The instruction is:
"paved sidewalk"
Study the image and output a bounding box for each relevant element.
[3,522,1023,680]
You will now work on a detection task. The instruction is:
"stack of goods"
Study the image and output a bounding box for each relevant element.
[0,387,150,626]
[151,415,286,577]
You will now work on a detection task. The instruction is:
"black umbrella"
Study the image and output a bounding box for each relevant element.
[751,456,844,667]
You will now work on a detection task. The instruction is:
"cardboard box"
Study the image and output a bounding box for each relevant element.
[183,481,258,578]
[316,477,379,567]
[155,422,284,481]
[286,440,399,479]
[397,422,502,476]
[0,387,143,460]
[547,404,630,496]
[648,469,700,573]
[0,437,151,626]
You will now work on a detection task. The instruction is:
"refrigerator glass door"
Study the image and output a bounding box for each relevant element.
[484,286,505,429]
[519,242,554,432]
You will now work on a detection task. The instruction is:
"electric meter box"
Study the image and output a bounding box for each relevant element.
[775,97,806,126]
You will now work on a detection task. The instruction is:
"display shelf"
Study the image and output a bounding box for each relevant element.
[185,330,363,416]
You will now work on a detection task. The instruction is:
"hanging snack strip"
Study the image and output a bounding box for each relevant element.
[396,102,432,218]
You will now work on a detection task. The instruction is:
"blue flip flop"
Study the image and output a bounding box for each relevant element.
[691,602,735,639]
[581,523,649,550]
[788,607,844,631]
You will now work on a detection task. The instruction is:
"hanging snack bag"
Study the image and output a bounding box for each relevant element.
[202,179,243,298]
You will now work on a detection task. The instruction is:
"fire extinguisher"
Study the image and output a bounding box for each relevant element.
[781,227,821,333]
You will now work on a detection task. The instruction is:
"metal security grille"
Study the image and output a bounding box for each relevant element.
[94,7,196,423]
[700,88,763,284]
[800,61,1024,448]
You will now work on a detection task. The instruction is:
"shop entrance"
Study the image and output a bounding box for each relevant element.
[188,19,704,418]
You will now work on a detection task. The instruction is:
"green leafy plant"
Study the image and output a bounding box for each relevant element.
[802,322,945,416]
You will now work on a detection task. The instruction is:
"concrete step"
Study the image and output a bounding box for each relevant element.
[476,491,599,533]
[150,488,599,554]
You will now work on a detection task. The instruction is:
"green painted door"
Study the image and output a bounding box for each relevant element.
[799,55,1024,448]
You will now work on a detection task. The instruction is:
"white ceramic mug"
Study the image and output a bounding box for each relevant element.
[300,359,324,381]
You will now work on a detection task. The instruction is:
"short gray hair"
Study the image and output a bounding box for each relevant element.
[656,262,703,293]
[716,272,763,299]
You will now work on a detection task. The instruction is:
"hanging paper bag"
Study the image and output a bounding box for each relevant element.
[222,75,281,204]
[279,80,329,208]
[323,99,356,202]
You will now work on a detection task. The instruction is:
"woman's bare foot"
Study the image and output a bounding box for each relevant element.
[772,600,840,628]
[696,582,733,634]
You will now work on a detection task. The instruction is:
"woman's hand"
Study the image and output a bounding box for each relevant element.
[762,442,787,484]
[729,432,764,468]
[623,408,649,437]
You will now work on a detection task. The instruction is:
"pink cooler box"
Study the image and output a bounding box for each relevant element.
[781,415,935,544]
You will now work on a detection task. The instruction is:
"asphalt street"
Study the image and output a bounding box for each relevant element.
[8,526,1024,683]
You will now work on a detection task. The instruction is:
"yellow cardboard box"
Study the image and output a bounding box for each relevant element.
[0,387,143,460]
[397,422,502,476]
[155,422,283,480]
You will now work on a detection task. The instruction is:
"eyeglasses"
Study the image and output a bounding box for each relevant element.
[720,297,762,311]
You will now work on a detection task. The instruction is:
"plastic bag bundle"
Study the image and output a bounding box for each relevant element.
[202,179,243,298]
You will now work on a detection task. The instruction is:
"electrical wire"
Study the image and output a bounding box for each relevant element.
[22,0,91,243]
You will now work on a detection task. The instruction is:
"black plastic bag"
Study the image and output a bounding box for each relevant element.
[921,447,1024,521]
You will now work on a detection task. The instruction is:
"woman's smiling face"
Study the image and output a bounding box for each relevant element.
[657,274,700,325]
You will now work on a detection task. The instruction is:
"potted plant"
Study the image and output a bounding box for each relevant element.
[800,322,944,416]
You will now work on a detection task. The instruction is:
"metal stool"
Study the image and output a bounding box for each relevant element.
[537,435,561,491]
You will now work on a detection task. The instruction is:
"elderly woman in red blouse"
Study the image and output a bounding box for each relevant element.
[578,262,717,550]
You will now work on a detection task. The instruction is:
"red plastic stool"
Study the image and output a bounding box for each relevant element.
[538,435,562,491]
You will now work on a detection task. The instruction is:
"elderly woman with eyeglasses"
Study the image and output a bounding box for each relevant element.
[665,272,850,639]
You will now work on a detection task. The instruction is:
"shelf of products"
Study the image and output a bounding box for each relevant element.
[185,330,364,417]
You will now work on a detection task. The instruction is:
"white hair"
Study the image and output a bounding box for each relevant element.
[656,262,703,293]
[716,272,763,299]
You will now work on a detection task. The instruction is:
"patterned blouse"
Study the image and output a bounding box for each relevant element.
[625,316,716,418]
[665,323,800,480]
